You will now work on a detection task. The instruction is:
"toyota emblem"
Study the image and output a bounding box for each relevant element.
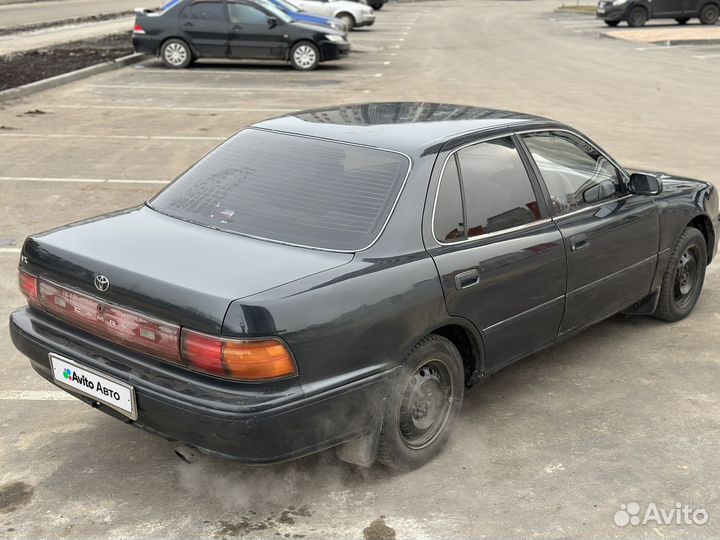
[94,274,110,292]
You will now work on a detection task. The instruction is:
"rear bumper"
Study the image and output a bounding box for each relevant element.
[355,14,376,27]
[9,307,390,463]
[132,34,161,55]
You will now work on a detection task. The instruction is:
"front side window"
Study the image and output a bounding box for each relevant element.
[228,3,269,23]
[522,131,622,216]
[457,137,542,238]
[150,129,410,251]
[187,1,226,19]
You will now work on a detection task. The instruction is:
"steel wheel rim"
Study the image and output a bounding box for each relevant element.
[164,42,188,66]
[674,246,699,307]
[293,45,316,69]
[397,359,454,450]
[631,9,644,24]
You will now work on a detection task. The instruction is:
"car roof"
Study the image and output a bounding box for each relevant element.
[251,102,563,155]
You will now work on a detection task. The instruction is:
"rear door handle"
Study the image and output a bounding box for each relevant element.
[182,21,194,27]
[455,269,480,290]
[570,234,590,251]
[232,24,242,30]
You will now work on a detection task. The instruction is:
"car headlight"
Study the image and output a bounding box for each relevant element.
[325,34,346,42]
[612,0,628,5]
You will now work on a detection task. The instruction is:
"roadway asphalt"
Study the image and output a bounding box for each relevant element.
[1,1,720,538]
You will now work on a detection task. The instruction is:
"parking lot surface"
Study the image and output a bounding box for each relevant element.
[1,1,720,538]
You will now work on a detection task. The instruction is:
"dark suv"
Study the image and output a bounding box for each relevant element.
[597,0,719,26]
[132,0,350,70]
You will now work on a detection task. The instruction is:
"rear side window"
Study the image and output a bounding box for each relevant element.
[433,156,465,243]
[150,129,410,251]
[457,137,541,237]
[187,1,226,20]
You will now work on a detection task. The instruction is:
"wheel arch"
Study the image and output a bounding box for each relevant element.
[688,214,715,263]
[335,11,356,23]
[427,322,484,388]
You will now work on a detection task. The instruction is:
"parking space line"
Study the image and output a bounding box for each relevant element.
[0,133,225,141]
[54,105,295,112]
[692,54,720,58]
[91,84,352,92]
[0,247,21,253]
[0,176,167,184]
[0,390,75,401]
[350,37,406,41]
[132,67,384,77]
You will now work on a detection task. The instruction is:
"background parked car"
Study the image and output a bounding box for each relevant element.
[348,0,384,10]
[293,0,375,29]
[262,0,347,31]
[597,0,720,26]
[133,0,350,70]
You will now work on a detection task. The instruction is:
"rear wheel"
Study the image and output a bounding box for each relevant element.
[626,6,648,26]
[370,2,383,9]
[675,16,690,23]
[290,41,320,71]
[653,227,707,321]
[377,335,464,471]
[160,38,192,69]
[699,3,719,24]
[605,19,620,26]
[338,12,355,30]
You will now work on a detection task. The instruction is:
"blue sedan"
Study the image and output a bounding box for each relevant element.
[262,0,346,31]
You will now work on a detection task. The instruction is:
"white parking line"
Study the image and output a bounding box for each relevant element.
[0,247,21,253]
[54,105,295,112]
[133,67,385,77]
[693,54,720,58]
[350,37,406,41]
[0,390,75,401]
[92,84,352,92]
[0,133,225,141]
[0,177,167,184]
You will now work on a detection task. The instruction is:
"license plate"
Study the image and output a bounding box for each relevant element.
[598,7,606,13]
[50,353,137,419]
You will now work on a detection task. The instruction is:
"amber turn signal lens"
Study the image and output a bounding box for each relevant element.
[181,329,297,381]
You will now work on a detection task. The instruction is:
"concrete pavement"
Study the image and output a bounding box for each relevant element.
[1,1,720,538]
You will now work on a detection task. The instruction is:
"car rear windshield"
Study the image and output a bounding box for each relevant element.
[149,129,410,251]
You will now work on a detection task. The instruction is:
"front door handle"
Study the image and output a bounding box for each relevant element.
[570,234,590,251]
[455,269,480,290]
[232,24,242,30]
[182,21,194,27]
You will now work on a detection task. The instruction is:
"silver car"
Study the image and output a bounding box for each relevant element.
[293,0,375,29]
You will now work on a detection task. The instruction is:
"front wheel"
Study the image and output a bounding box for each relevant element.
[338,12,356,30]
[699,3,719,24]
[653,227,707,321]
[605,19,620,26]
[675,16,690,23]
[290,41,320,71]
[160,38,192,69]
[377,335,464,471]
[626,6,648,26]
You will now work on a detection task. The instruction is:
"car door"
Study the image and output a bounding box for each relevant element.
[648,0,683,16]
[180,0,230,57]
[227,2,288,59]
[518,130,660,336]
[426,135,567,373]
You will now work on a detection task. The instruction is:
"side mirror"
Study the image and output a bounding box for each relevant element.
[267,16,278,27]
[583,179,616,204]
[629,172,662,195]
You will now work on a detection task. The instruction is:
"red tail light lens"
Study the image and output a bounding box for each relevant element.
[133,23,146,34]
[18,269,39,305]
[181,329,297,381]
[37,279,182,363]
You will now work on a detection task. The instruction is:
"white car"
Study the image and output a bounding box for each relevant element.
[293,0,375,29]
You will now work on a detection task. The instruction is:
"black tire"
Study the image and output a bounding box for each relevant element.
[605,19,620,26]
[699,3,719,24]
[675,16,690,23]
[626,6,648,26]
[371,2,383,9]
[377,335,464,471]
[653,227,707,322]
[160,38,192,69]
[289,41,320,71]
[338,12,355,30]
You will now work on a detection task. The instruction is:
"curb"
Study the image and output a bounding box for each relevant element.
[0,52,145,102]
[599,32,720,46]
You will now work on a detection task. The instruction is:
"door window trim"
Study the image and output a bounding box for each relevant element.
[430,133,552,247]
[514,127,633,220]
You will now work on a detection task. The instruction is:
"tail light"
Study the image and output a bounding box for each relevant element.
[181,329,297,381]
[18,269,39,305]
[37,279,182,364]
[133,23,146,34]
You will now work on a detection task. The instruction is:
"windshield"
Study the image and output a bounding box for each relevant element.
[251,0,295,21]
[150,129,410,251]
[276,0,301,11]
